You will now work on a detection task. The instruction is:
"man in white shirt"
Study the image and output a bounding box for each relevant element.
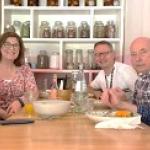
[90,41,138,99]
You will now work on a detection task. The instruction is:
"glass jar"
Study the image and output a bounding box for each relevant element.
[66,21,77,38]
[93,21,105,38]
[39,21,51,38]
[52,21,65,38]
[78,21,90,38]
[37,50,49,69]
[4,24,15,33]
[50,51,59,69]
[64,49,74,69]
[103,0,113,6]
[47,0,58,6]
[105,20,116,38]
[28,0,39,6]
[86,49,94,69]
[75,49,83,69]
[13,20,22,36]
[85,0,96,6]
[113,0,120,6]
[20,21,30,38]
[68,0,79,6]
[10,0,22,6]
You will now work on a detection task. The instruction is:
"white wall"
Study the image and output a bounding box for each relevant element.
[124,0,150,63]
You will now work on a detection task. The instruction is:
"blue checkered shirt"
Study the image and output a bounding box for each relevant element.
[133,73,150,125]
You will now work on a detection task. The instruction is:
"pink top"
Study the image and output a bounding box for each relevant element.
[0,65,37,110]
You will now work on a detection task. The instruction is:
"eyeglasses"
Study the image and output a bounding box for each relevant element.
[3,42,20,50]
[94,51,112,57]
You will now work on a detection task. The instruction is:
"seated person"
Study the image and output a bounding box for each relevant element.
[0,32,38,119]
[90,41,138,99]
[101,37,150,125]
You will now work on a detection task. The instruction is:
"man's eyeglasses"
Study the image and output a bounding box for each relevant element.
[94,51,112,57]
[3,42,20,50]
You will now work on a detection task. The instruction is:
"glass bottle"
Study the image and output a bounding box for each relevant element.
[50,51,59,69]
[20,21,30,38]
[72,64,89,113]
[78,21,90,38]
[49,74,58,99]
[28,0,39,6]
[47,0,58,6]
[75,49,83,69]
[85,0,96,6]
[37,50,49,69]
[66,21,77,38]
[68,0,79,6]
[64,49,74,70]
[105,20,116,38]
[52,21,65,38]
[93,21,105,38]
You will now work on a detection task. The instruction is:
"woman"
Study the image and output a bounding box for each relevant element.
[0,32,38,119]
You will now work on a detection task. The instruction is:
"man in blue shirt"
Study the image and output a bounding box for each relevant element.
[101,37,150,125]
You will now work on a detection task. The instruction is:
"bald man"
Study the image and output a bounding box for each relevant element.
[101,37,150,125]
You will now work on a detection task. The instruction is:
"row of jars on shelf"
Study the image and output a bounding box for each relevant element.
[4,21,30,38]
[40,20,116,38]
[10,0,120,6]
[25,49,98,70]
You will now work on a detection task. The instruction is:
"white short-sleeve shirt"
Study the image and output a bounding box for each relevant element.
[90,62,138,92]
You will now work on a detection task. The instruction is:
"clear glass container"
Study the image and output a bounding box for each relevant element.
[66,21,77,38]
[105,20,116,38]
[86,49,94,69]
[28,0,39,6]
[93,21,105,38]
[50,51,59,69]
[4,24,15,33]
[103,0,113,6]
[67,0,79,6]
[64,49,74,69]
[52,21,65,38]
[13,20,22,36]
[47,0,58,6]
[10,0,22,6]
[20,21,30,38]
[113,0,120,6]
[85,0,96,6]
[75,49,83,69]
[37,50,49,69]
[39,21,51,38]
[78,21,90,38]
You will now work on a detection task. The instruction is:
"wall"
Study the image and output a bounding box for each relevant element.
[124,0,150,63]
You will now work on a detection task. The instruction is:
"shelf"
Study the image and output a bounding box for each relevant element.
[32,69,99,73]
[1,0,125,83]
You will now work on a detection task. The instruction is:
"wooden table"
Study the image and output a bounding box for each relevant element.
[0,113,150,150]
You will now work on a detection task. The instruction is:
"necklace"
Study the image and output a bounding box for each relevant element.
[105,68,115,88]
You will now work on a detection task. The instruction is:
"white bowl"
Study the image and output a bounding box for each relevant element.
[33,100,71,118]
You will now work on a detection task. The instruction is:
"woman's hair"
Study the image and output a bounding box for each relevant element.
[0,32,25,66]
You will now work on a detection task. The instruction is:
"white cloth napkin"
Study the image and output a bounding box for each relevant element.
[95,118,141,129]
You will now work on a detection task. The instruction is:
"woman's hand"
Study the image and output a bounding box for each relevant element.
[0,108,10,120]
[7,100,22,115]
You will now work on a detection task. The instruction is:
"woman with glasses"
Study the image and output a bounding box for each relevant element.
[90,41,138,99]
[0,32,38,119]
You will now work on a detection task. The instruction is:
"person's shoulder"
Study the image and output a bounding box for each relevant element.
[115,61,134,70]
[19,64,32,72]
